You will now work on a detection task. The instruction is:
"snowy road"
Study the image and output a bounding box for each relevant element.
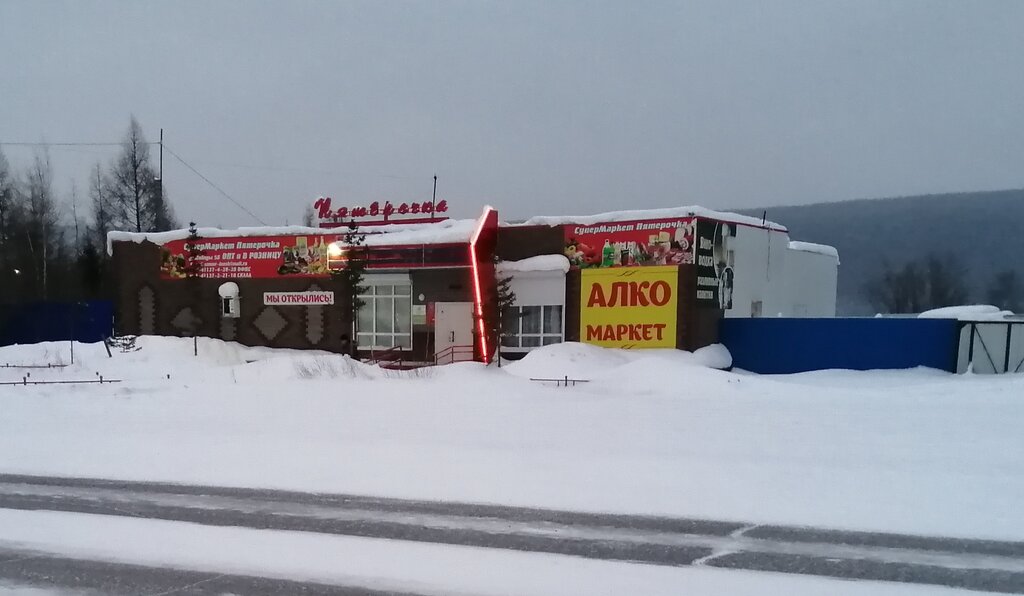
[0,548,423,596]
[2,475,1024,594]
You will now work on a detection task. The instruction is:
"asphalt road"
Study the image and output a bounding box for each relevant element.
[2,474,1024,594]
[0,547,428,596]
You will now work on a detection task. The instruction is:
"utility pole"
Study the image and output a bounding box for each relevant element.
[431,174,437,221]
[159,128,164,217]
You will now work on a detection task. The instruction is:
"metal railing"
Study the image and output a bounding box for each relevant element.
[529,376,591,387]
[1,376,121,386]
[434,345,475,365]
[368,346,405,369]
[960,320,1024,374]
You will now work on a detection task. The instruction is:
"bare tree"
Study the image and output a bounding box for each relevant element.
[105,117,177,232]
[89,162,113,250]
[987,270,1022,313]
[0,148,20,303]
[865,253,969,314]
[21,150,63,300]
[0,149,14,258]
[301,204,315,227]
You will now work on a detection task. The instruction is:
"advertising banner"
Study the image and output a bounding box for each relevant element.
[263,291,335,306]
[579,266,678,349]
[695,220,736,309]
[562,218,695,269]
[158,235,469,279]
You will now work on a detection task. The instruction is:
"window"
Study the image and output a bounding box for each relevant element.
[357,282,412,349]
[502,305,563,350]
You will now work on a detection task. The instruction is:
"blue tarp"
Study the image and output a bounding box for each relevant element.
[0,301,113,347]
[719,317,960,374]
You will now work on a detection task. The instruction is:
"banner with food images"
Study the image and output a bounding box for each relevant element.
[562,217,695,269]
[159,235,338,280]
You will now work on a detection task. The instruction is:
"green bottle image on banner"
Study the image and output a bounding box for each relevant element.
[601,239,615,267]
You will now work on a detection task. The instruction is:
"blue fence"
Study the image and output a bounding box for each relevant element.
[0,301,113,347]
[719,317,961,374]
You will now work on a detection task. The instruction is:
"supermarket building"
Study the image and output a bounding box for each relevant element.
[108,202,838,363]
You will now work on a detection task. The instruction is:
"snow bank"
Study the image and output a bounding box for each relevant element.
[522,206,787,231]
[0,336,385,385]
[918,305,1016,320]
[7,335,1024,541]
[504,342,732,382]
[107,219,478,255]
[497,255,570,274]
[788,241,839,261]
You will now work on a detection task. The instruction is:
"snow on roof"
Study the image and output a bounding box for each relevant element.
[496,255,570,275]
[917,305,1019,321]
[106,219,478,256]
[520,206,787,232]
[788,241,840,261]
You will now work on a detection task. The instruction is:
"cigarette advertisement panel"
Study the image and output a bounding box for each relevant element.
[562,218,695,269]
[580,266,678,349]
[695,220,736,309]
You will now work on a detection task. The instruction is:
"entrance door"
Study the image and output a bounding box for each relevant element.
[434,302,475,363]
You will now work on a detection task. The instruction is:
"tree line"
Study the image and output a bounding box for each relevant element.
[0,118,177,306]
[865,253,1021,314]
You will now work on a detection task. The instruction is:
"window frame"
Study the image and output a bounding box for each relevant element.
[501,304,564,351]
[356,276,413,351]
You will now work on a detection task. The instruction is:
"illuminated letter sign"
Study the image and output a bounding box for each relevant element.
[313,197,449,227]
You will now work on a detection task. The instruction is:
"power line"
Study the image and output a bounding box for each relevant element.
[182,157,419,181]
[162,144,268,225]
[0,141,157,147]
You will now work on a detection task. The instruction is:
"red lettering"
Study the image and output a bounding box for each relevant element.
[650,281,671,306]
[654,323,666,340]
[608,282,628,307]
[616,324,628,339]
[312,198,451,222]
[629,281,651,307]
[585,324,603,341]
[628,324,641,341]
[314,197,332,219]
[642,325,653,340]
[587,284,607,308]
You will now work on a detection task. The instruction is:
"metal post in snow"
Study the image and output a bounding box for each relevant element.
[1004,324,1012,374]
[967,323,976,373]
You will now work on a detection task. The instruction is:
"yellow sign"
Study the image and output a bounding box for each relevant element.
[580,266,678,349]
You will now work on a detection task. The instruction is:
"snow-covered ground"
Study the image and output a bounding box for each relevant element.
[1,337,1023,541]
[0,508,981,596]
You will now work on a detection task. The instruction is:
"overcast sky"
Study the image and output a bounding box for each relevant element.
[2,0,1023,227]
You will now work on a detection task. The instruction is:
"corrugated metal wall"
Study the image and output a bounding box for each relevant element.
[720,318,960,374]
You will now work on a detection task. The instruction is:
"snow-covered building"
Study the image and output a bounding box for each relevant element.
[107,203,837,363]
